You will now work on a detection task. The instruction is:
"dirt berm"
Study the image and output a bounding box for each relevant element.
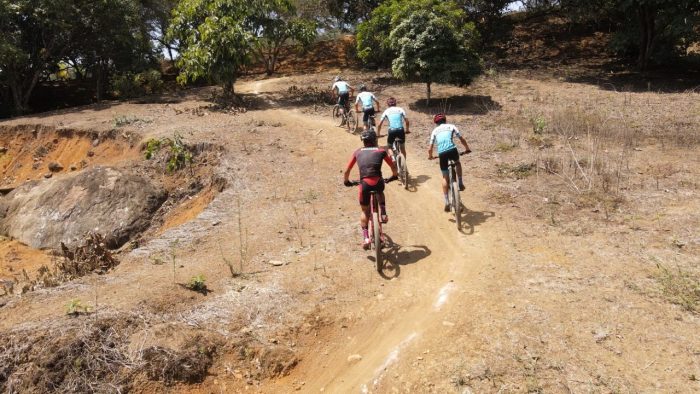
[0,166,166,250]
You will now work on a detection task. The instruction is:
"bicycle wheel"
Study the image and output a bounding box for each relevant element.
[346,112,357,133]
[398,152,409,189]
[332,104,340,119]
[452,177,461,229]
[371,198,383,272]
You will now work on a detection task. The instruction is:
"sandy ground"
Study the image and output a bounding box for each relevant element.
[0,69,698,393]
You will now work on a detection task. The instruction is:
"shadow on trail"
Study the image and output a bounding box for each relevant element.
[450,207,496,235]
[409,95,501,115]
[367,234,432,280]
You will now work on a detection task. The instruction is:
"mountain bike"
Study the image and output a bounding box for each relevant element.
[346,177,396,272]
[390,137,409,190]
[332,101,357,132]
[432,151,469,230]
[358,109,376,130]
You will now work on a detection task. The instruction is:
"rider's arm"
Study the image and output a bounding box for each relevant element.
[354,96,361,113]
[377,116,385,136]
[344,155,357,183]
[428,143,435,160]
[383,154,398,177]
[403,116,410,133]
[458,135,472,153]
[373,95,380,112]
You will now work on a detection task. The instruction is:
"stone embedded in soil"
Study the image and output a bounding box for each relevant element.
[43,173,52,179]
[0,147,7,154]
[268,260,285,266]
[347,354,362,363]
[47,162,64,172]
[0,166,167,250]
[69,164,78,171]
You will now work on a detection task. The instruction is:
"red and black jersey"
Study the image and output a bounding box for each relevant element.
[346,147,394,179]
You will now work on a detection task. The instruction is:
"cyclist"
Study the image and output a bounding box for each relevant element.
[344,129,398,249]
[354,84,380,131]
[427,113,472,212]
[331,76,354,119]
[377,97,410,160]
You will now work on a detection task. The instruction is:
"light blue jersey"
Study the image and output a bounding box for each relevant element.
[332,81,350,94]
[429,124,462,154]
[380,107,407,130]
[355,92,376,109]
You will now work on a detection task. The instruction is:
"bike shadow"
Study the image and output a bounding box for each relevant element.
[406,174,430,192]
[451,206,496,235]
[368,234,432,279]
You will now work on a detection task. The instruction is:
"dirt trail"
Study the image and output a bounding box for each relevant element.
[239,79,506,392]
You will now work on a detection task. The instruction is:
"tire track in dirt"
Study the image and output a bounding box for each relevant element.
[238,79,507,392]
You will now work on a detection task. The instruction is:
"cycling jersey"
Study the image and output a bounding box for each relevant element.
[333,81,350,94]
[429,123,462,154]
[346,147,394,179]
[380,107,407,130]
[355,92,377,109]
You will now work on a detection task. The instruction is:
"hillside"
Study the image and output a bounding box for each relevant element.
[1,28,699,393]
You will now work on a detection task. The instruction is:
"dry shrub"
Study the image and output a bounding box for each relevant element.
[539,106,632,199]
[656,265,700,313]
[0,317,140,393]
[59,233,119,279]
[143,335,218,385]
[286,85,334,106]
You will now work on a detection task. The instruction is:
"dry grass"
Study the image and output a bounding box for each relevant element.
[656,264,700,313]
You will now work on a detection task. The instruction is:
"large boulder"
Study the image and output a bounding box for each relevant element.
[0,167,167,250]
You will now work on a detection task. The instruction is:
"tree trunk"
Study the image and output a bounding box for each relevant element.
[223,81,234,97]
[637,5,656,70]
[426,81,432,108]
[95,65,103,102]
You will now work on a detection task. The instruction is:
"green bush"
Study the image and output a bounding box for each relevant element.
[110,70,164,99]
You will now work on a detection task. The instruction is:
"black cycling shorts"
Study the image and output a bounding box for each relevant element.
[438,148,460,174]
[338,92,350,108]
[362,108,376,125]
[358,177,384,206]
[387,128,405,147]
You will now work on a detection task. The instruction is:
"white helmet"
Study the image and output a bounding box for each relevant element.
[334,76,342,82]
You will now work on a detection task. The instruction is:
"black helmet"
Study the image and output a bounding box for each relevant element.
[360,129,377,143]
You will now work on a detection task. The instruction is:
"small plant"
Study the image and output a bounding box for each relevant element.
[531,115,547,134]
[496,163,535,179]
[186,274,207,293]
[494,141,516,152]
[166,133,193,172]
[66,299,91,316]
[144,138,162,159]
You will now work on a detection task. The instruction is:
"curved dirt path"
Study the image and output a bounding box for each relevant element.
[239,79,507,392]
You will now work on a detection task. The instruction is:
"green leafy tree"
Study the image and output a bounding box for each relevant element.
[249,0,317,75]
[389,8,482,106]
[168,0,254,95]
[0,0,74,114]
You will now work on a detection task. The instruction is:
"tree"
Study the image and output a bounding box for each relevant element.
[388,7,482,106]
[168,0,254,95]
[562,0,699,69]
[249,0,317,75]
[70,0,157,101]
[0,0,74,114]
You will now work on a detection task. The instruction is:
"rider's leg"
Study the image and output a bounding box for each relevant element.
[400,142,407,159]
[441,172,450,211]
[360,204,370,247]
[378,192,388,223]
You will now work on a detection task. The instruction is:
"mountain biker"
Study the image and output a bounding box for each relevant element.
[354,84,380,131]
[344,129,398,249]
[332,76,354,117]
[377,97,410,160]
[427,113,472,212]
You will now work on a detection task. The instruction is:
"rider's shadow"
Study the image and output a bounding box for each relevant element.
[406,175,430,193]
[452,207,496,235]
[367,235,432,279]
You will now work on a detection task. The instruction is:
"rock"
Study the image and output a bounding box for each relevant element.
[47,162,64,172]
[268,260,285,266]
[43,173,52,179]
[0,166,167,250]
[212,220,221,226]
[92,139,100,147]
[69,164,78,171]
[442,321,455,327]
[347,354,362,363]
[87,151,95,157]
[0,147,7,154]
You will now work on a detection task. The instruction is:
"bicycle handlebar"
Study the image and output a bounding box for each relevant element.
[429,150,471,160]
